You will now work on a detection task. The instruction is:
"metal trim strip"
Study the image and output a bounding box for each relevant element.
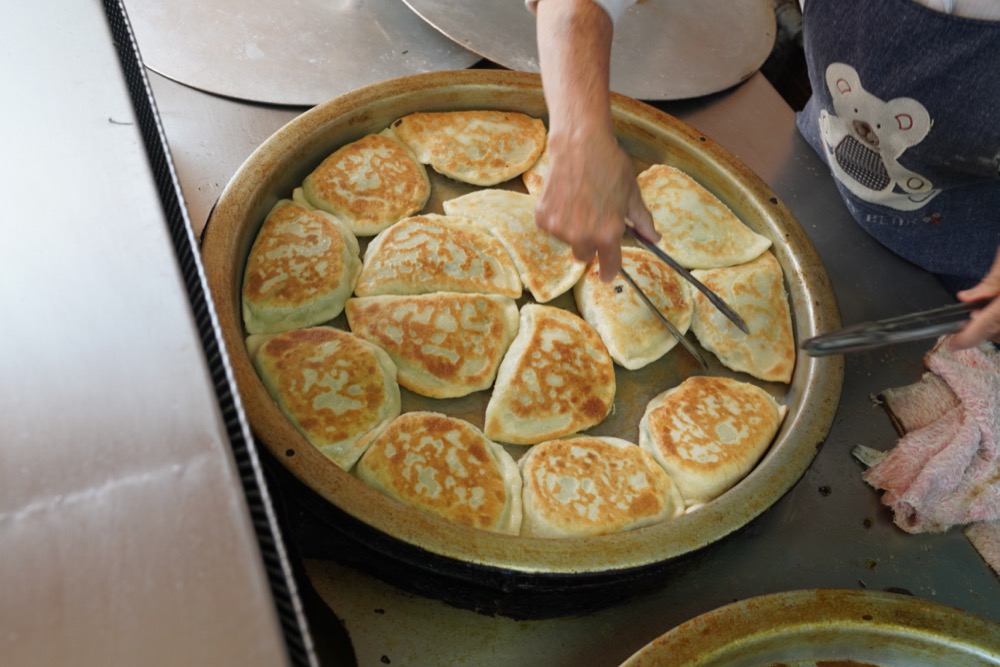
[100,2,318,664]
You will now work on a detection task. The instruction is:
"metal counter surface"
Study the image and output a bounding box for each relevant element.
[151,69,1000,666]
[0,2,300,665]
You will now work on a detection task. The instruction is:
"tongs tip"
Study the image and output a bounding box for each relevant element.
[624,226,750,334]
[618,267,708,369]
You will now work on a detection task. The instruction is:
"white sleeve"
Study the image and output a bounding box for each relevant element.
[525,0,638,25]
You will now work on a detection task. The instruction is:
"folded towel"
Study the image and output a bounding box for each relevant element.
[856,336,1000,575]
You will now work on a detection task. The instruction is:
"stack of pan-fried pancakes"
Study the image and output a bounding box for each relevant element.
[239,109,794,537]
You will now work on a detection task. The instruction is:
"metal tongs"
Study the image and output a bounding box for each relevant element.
[618,268,709,368]
[619,226,750,368]
[801,296,994,356]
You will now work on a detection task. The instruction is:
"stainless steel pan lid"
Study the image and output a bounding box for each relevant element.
[200,69,843,576]
[123,0,480,106]
[401,0,776,101]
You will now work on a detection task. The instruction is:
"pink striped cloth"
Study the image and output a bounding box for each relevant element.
[859,337,1000,575]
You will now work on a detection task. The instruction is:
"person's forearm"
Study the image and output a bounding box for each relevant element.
[536,0,615,147]
[532,0,658,280]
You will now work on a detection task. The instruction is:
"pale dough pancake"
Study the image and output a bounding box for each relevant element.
[242,199,361,335]
[246,327,400,471]
[519,436,685,538]
[639,376,787,508]
[354,214,522,298]
[690,251,796,383]
[443,189,586,303]
[389,110,546,186]
[638,163,772,269]
[355,412,523,534]
[345,292,519,399]
[298,130,430,236]
[574,246,694,370]
[484,304,616,445]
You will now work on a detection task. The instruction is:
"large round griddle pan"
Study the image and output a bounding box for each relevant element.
[620,588,1000,666]
[200,69,843,613]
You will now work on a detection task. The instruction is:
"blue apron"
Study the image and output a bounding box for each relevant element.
[796,0,1000,290]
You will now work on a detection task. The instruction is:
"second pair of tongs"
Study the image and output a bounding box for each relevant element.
[801,296,994,356]
[625,226,749,333]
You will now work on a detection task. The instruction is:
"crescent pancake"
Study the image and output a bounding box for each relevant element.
[355,412,523,534]
[519,436,685,538]
[574,246,694,370]
[246,327,400,471]
[521,142,549,195]
[298,130,430,236]
[344,292,520,399]
[690,251,796,383]
[638,163,772,269]
[242,199,361,335]
[639,375,787,508]
[484,304,616,445]
[443,189,586,303]
[354,214,522,298]
[389,110,546,186]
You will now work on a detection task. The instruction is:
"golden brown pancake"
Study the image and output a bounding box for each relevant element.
[299,130,430,236]
[344,292,519,399]
[639,375,787,508]
[389,110,546,186]
[354,214,521,298]
[521,142,549,195]
[484,304,616,445]
[241,199,361,335]
[637,163,772,269]
[443,189,586,303]
[355,412,522,534]
[690,251,796,383]
[519,436,685,538]
[353,214,522,298]
[246,327,400,470]
[574,246,694,370]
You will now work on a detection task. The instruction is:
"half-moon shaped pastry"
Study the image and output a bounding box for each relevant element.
[389,110,546,186]
[355,412,523,535]
[484,304,616,445]
[638,163,772,269]
[298,130,430,236]
[241,199,361,335]
[443,189,586,303]
[521,142,549,195]
[574,246,693,370]
[519,436,685,538]
[246,327,400,471]
[689,251,796,383]
[639,375,787,508]
[353,214,522,298]
[345,292,519,399]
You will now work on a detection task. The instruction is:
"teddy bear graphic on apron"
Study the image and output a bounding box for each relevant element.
[819,63,939,212]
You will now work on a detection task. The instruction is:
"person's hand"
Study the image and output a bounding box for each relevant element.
[535,129,658,281]
[949,245,1000,349]
[533,0,660,281]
